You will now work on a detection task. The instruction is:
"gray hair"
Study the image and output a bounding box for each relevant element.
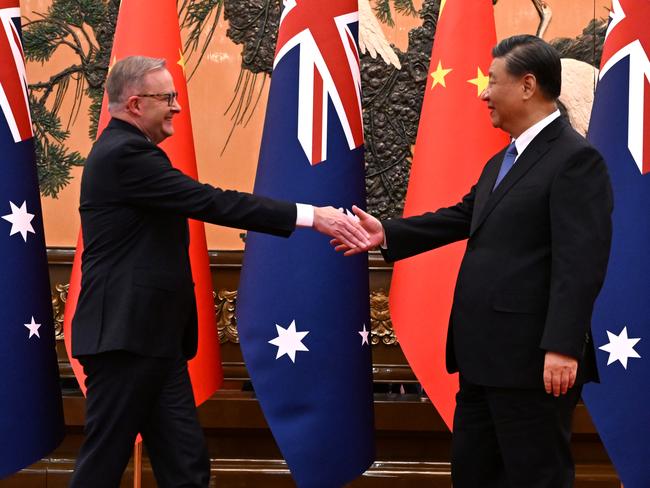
[106,56,166,110]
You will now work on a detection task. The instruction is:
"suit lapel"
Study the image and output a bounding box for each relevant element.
[470,117,566,236]
[470,150,504,235]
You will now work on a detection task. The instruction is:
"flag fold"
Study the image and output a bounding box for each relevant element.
[389,0,507,429]
[583,1,650,486]
[237,1,375,486]
[0,0,64,477]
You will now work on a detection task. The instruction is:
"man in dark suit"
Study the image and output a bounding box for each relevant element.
[335,35,613,487]
[69,55,370,487]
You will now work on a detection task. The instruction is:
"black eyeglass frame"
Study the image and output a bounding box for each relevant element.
[135,91,179,107]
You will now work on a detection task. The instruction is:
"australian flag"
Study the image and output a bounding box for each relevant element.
[236,0,375,486]
[0,0,64,478]
[582,1,650,486]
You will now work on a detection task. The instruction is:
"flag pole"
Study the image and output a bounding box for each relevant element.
[133,442,142,488]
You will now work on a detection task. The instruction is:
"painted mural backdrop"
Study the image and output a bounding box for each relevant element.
[22,0,609,248]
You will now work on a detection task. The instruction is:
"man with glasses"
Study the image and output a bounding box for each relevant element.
[136,91,179,105]
[69,56,370,487]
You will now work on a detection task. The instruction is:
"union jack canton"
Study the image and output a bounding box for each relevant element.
[274,0,363,165]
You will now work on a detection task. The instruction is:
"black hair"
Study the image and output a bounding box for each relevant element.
[492,34,561,100]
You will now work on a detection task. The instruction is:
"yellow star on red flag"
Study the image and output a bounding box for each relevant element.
[440,0,447,16]
[107,56,117,74]
[467,67,489,96]
[389,0,509,432]
[430,60,452,89]
[177,49,187,75]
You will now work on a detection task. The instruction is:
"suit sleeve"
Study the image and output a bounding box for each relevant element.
[540,146,613,358]
[115,141,297,237]
[381,185,476,262]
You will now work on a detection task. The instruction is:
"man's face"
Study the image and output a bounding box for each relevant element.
[480,57,524,135]
[135,69,181,144]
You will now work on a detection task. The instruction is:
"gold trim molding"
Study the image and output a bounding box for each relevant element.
[370,290,397,345]
[51,285,397,346]
[52,283,69,340]
[215,289,239,344]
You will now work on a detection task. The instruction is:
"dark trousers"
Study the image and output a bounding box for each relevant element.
[69,351,210,488]
[451,376,581,488]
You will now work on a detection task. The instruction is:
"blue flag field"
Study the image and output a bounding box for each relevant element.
[236,1,375,486]
[0,1,64,479]
[583,1,650,486]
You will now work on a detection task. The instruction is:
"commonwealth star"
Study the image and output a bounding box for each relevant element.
[599,326,641,369]
[2,201,35,242]
[269,320,309,363]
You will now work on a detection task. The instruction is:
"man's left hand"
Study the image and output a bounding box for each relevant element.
[543,351,578,397]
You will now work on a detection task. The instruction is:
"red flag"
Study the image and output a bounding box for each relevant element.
[63,0,222,405]
[389,0,508,429]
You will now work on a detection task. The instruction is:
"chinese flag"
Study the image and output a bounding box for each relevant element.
[63,0,222,405]
[389,0,508,429]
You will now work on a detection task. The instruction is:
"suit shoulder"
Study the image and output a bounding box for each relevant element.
[550,125,611,192]
[87,127,161,168]
[557,121,597,151]
[553,123,604,164]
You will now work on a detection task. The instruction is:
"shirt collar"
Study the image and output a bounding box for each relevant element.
[512,109,561,159]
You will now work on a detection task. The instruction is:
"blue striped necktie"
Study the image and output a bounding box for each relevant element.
[493,142,518,190]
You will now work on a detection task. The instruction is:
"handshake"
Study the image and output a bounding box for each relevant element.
[314,205,384,255]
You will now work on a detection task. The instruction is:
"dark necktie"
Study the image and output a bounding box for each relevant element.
[493,142,518,190]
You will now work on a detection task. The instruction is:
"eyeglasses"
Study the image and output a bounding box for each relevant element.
[136,91,178,107]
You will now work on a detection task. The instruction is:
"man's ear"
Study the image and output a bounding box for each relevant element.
[124,95,141,116]
[521,73,537,100]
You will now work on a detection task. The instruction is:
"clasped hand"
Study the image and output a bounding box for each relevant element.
[327,205,384,255]
[313,206,373,250]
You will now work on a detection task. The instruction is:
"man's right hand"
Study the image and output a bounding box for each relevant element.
[331,205,384,256]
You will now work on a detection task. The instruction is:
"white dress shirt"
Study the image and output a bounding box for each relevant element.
[512,109,561,162]
[295,203,314,227]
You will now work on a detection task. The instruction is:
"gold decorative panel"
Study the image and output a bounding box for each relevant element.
[370,290,397,345]
[52,283,69,341]
[52,285,397,346]
[215,289,239,344]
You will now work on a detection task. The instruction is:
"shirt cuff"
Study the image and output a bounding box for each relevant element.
[295,203,314,227]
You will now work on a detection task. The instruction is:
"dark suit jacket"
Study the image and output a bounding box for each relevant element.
[72,118,297,359]
[383,117,613,388]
